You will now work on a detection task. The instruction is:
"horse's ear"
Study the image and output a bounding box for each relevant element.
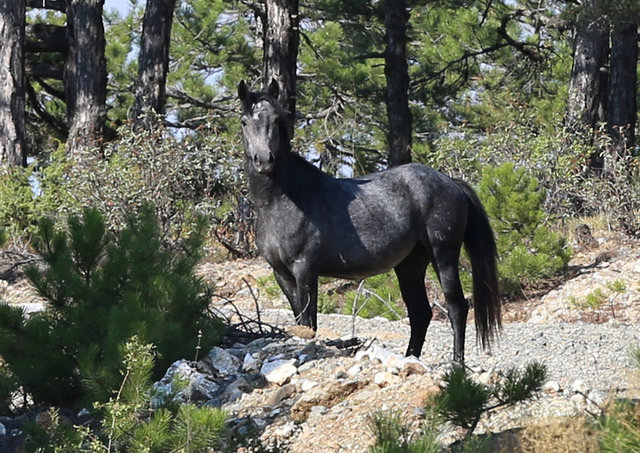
[238,80,249,103]
[267,78,280,99]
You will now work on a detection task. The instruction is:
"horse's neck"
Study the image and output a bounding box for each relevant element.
[247,153,324,209]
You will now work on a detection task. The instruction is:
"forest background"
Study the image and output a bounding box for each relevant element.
[0,0,639,247]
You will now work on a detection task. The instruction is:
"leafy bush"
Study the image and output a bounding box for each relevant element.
[66,122,240,244]
[342,273,405,321]
[0,147,75,241]
[367,410,440,453]
[434,362,547,434]
[0,206,225,407]
[24,336,227,452]
[477,163,572,295]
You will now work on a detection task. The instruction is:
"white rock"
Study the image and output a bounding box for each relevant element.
[273,421,296,438]
[242,353,262,373]
[300,379,318,392]
[260,359,298,385]
[347,364,362,376]
[571,379,590,394]
[374,371,401,387]
[207,346,242,376]
[542,380,561,394]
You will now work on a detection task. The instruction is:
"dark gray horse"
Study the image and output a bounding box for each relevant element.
[238,80,500,363]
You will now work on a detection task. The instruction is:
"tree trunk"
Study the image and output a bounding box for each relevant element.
[262,0,299,139]
[565,0,609,145]
[0,0,27,166]
[384,0,412,167]
[607,21,637,165]
[65,0,107,155]
[132,0,177,130]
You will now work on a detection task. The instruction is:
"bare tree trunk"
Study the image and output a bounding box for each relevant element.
[384,0,412,167]
[262,0,299,139]
[565,0,609,142]
[65,0,107,155]
[607,21,637,165]
[0,0,27,166]
[132,0,177,130]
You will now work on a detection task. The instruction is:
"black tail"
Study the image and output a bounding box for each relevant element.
[455,179,501,350]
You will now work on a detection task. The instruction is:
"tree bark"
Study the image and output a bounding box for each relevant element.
[262,0,299,139]
[0,0,27,166]
[565,0,609,138]
[384,0,412,167]
[607,21,637,165]
[132,0,177,130]
[65,0,107,155]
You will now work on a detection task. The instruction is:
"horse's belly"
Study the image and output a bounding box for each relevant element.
[318,235,417,280]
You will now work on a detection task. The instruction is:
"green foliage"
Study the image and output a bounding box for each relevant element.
[66,121,239,244]
[343,273,405,321]
[477,163,572,294]
[367,410,440,453]
[597,399,640,453]
[0,207,224,407]
[0,147,75,241]
[24,337,227,452]
[434,362,547,433]
[435,367,490,430]
[492,362,548,406]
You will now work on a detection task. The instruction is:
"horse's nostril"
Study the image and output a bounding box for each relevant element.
[254,154,259,163]
[268,153,274,164]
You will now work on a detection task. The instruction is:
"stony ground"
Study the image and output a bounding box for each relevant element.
[192,223,640,452]
[1,222,640,452]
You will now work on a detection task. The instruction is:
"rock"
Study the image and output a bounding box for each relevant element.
[400,360,428,377]
[273,421,296,438]
[242,353,262,373]
[265,383,297,408]
[347,364,362,376]
[291,380,364,422]
[542,380,561,394]
[153,359,220,405]
[300,379,318,392]
[571,379,590,394]
[261,359,298,385]
[206,346,242,376]
[374,371,401,387]
[287,325,316,339]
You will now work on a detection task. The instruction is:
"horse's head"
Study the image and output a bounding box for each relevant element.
[238,79,288,175]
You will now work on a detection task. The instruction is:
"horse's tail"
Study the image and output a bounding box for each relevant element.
[454,179,501,350]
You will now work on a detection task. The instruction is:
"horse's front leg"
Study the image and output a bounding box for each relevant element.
[273,264,319,330]
[273,266,302,321]
[290,262,319,330]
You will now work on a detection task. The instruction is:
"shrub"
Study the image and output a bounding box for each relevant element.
[367,410,440,453]
[65,122,238,245]
[343,273,405,321]
[434,362,547,434]
[0,206,225,407]
[0,147,75,241]
[24,336,227,452]
[477,163,572,295]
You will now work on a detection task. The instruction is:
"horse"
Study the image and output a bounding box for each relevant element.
[238,79,501,364]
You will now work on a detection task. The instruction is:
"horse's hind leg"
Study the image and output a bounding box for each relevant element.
[394,249,431,357]
[432,245,468,364]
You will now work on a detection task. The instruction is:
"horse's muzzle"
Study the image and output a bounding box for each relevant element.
[253,152,275,174]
